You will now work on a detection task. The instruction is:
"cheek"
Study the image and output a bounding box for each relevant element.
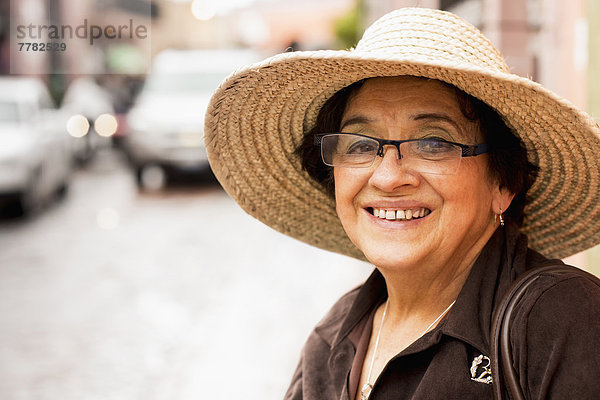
[334,168,366,218]
[432,164,495,217]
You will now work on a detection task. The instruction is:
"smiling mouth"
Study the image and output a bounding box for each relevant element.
[367,207,431,221]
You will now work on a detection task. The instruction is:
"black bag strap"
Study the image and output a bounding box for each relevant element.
[490,264,600,400]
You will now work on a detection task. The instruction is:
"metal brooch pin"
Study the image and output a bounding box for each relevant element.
[470,355,493,384]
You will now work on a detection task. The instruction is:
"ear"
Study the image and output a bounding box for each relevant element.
[492,186,515,214]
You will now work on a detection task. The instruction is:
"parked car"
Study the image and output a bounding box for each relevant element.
[124,49,262,188]
[0,77,72,215]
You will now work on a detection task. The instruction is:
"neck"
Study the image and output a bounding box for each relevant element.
[379,266,466,330]
[376,223,497,325]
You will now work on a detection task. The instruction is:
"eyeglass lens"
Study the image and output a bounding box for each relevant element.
[321,134,463,175]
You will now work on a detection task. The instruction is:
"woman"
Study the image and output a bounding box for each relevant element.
[204,8,600,399]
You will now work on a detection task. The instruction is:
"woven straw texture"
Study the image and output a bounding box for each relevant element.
[205,8,600,260]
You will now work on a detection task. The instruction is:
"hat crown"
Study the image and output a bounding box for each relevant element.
[355,8,510,74]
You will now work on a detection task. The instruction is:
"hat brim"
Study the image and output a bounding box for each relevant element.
[205,50,600,260]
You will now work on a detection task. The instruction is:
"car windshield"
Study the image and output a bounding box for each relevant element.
[0,101,22,123]
[143,73,228,93]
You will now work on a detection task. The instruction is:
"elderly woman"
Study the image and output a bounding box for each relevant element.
[205,8,600,400]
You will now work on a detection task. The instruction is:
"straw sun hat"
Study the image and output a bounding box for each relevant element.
[205,7,600,260]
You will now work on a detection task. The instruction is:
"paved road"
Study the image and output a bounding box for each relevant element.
[0,148,372,400]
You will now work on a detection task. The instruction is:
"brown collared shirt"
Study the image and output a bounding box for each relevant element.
[284,225,600,399]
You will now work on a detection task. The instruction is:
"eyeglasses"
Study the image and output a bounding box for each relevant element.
[314,132,489,175]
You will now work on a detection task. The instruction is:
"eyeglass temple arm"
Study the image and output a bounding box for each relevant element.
[462,143,489,157]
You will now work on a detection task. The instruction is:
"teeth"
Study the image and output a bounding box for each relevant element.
[372,207,430,221]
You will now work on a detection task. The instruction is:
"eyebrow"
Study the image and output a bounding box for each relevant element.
[340,116,373,131]
[411,112,462,132]
[340,112,464,134]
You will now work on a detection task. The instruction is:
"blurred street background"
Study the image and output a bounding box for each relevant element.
[0,146,371,399]
[0,0,599,398]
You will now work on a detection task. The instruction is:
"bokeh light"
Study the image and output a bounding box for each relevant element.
[191,0,216,21]
[66,114,90,138]
[94,113,119,137]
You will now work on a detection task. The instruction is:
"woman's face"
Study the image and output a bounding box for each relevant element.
[334,76,510,271]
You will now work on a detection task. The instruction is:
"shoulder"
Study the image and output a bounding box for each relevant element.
[509,267,600,399]
[519,248,600,320]
[511,266,600,330]
[518,267,600,318]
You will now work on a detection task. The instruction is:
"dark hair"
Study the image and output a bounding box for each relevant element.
[294,77,539,226]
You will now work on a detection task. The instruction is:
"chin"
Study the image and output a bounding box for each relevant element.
[360,242,426,271]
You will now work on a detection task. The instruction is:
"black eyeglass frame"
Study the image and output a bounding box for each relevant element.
[314,132,490,159]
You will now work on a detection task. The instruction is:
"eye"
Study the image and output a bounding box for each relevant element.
[346,139,378,154]
[416,126,455,142]
[415,138,456,154]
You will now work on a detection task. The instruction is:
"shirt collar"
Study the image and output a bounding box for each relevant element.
[330,270,386,348]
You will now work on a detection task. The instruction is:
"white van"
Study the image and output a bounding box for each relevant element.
[125,49,262,188]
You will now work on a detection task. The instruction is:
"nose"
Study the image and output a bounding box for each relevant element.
[368,145,420,191]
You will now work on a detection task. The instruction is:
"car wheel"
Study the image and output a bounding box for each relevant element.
[137,164,167,191]
[55,180,69,200]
